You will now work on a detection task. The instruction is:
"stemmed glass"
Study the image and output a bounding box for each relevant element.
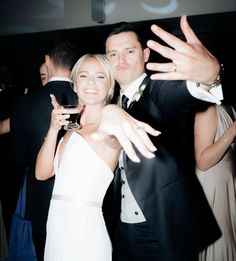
[62,104,83,131]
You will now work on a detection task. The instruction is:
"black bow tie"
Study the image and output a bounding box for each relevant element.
[121,95,129,110]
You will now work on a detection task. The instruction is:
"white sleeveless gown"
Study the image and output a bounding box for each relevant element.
[44,132,113,261]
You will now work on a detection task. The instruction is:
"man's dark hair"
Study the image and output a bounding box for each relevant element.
[106,22,146,49]
[46,32,78,70]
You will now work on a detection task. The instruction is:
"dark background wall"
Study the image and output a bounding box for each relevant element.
[0,11,235,98]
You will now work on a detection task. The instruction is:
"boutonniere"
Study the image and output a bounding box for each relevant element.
[131,84,146,103]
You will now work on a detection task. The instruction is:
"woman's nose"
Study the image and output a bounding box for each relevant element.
[88,76,95,84]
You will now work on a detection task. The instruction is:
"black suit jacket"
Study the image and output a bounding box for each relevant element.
[9,81,77,225]
[103,77,221,254]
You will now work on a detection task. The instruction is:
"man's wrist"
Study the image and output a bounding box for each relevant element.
[197,64,224,89]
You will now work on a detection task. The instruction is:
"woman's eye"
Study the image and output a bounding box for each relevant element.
[79,74,87,78]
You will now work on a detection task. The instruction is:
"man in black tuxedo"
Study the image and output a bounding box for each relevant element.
[100,16,223,260]
[9,34,78,260]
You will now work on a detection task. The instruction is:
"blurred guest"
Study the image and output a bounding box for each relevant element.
[0,199,8,261]
[194,102,236,261]
[0,118,9,135]
[39,62,49,87]
[0,62,49,134]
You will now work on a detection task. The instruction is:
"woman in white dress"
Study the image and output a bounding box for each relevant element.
[194,103,236,261]
[35,54,158,261]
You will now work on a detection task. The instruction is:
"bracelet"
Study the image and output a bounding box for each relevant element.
[197,64,224,88]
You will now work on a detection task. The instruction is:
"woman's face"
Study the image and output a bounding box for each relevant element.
[74,57,111,106]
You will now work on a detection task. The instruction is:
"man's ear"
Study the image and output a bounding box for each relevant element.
[144,48,150,63]
[45,55,50,66]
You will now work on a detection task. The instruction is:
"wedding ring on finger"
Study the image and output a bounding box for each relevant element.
[136,126,143,131]
[173,63,177,72]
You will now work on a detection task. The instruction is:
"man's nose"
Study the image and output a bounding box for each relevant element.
[118,54,127,64]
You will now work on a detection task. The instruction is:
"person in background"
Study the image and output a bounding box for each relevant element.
[35,53,158,261]
[0,118,9,135]
[95,15,224,261]
[39,62,49,87]
[0,64,30,237]
[6,61,50,260]
[0,62,49,135]
[9,33,78,261]
[194,101,236,261]
[0,199,8,261]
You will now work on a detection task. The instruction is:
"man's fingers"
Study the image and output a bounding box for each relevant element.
[149,23,187,52]
[180,15,201,45]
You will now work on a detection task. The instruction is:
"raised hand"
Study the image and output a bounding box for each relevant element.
[50,94,70,131]
[91,104,160,162]
[146,15,220,85]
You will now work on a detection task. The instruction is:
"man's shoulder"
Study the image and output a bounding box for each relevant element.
[46,80,72,88]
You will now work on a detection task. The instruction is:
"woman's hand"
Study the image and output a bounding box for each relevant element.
[50,94,70,131]
[91,104,160,162]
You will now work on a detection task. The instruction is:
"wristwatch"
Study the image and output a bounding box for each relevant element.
[197,63,224,88]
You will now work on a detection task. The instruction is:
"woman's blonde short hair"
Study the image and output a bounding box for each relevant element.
[71,54,115,104]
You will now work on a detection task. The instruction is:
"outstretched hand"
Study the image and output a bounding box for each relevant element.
[146,15,220,85]
[91,105,160,163]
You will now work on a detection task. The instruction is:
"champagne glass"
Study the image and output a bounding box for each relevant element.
[62,104,82,131]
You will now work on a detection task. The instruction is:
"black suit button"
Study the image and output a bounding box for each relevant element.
[120,166,124,170]
[121,180,125,185]
[135,211,138,215]
[122,195,125,198]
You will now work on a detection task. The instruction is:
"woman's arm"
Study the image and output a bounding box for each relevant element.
[91,104,160,163]
[194,105,236,171]
[35,94,69,180]
[35,127,59,180]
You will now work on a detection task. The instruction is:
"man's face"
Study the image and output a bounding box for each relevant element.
[40,63,48,86]
[106,31,150,91]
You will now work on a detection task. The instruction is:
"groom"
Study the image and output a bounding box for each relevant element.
[100,16,223,261]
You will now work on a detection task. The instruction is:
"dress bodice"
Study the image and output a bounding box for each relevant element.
[53,132,114,204]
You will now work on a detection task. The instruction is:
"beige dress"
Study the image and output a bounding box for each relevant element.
[44,132,113,261]
[196,105,236,261]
